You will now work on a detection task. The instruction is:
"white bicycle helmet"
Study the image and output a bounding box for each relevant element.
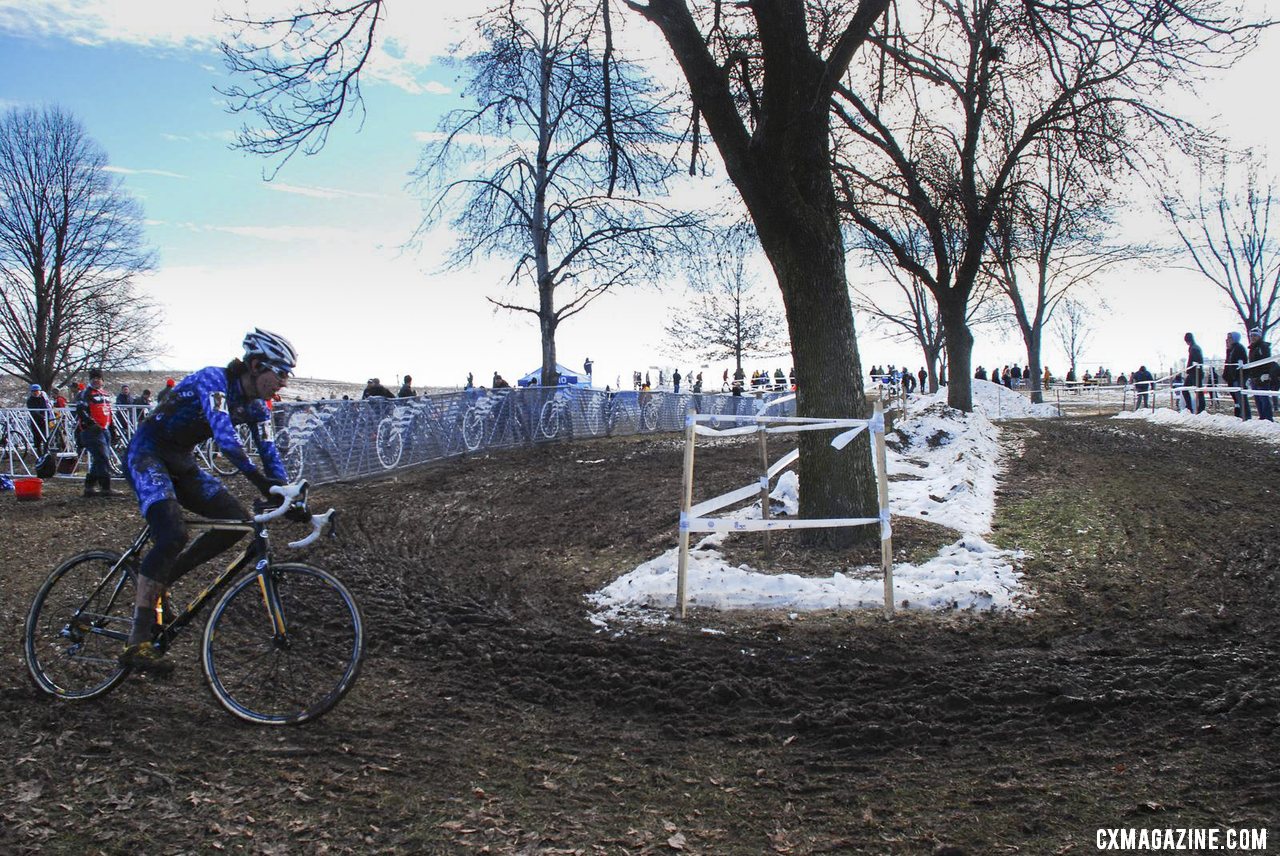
[242,328,298,373]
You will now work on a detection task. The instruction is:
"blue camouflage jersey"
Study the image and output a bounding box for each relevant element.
[127,366,286,513]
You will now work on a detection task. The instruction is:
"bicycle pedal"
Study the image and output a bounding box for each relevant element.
[119,642,174,675]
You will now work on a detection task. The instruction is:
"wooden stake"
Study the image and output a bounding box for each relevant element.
[757,424,771,560]
[676,408,697,619]
[873,398,894,617]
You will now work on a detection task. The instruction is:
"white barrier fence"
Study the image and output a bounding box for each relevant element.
[674,399,894,619]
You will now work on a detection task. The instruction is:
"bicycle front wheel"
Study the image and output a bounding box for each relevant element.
[375,417,403,469]
[25,551,134,700]
[461,407,484,451]
[202,563,363,725]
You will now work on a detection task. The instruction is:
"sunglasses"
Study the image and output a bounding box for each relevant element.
[260,362,292,380]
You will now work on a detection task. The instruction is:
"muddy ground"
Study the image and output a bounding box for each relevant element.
[0,419,1276,854]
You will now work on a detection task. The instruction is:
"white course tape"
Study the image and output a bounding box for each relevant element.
[879,508,892,540]
[767,447,800,480]
[683,516,881,533]
[688,482,764,519]
[694,424,758,437]
[831,424,867,450]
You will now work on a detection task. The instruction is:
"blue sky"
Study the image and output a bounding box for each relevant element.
[1,1,1277,388]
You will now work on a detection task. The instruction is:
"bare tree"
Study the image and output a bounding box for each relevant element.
[0,106,158,391]
[222,0,695,389]
[664,225,788,371]
[620,0,890,538]
[219,1,387,173]
[831,0,1262,412]
[851,224,1000,393]
[1052,297,1092,379]
[413,0,698,386]
[986,138,1153,402]
[1160,152,1280,339]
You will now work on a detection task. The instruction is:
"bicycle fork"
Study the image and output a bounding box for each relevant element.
[255,565,291,646]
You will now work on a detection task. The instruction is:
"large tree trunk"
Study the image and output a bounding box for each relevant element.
[1024,325,1043,404]
[939,296,974,411]
[539,278,558,387]
[757,208,879,546]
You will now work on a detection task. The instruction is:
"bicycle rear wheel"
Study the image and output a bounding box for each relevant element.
[25,551,134,699]
[462,407,484,450]
[375,417,404,469]
[202,563,363,725]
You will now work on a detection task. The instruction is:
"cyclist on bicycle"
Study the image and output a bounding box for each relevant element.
[119,328,298,671]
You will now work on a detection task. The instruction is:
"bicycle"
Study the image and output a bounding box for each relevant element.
[24,481,363,726]
[461,389,527,451]
[195,424,256,477]
[273,402,358,483]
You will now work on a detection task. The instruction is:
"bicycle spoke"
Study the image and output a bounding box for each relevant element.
[203,564,362,725]
[25,552,134,699]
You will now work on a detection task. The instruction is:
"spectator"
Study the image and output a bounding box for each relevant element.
[672,368,682,394]
[137,389,153,408]
[1223,331,1250,420]
[1183,332,1206,414]
[918,367,927,392]
[26,384,50,456]
[1065,367,1076,384]
[773,368,785,390]
[790,367,797,389]
[75,368,114,497]
[1132,365,1154,410]
[156,377,177,405]
[974,365,987,381]
[397,375,415,398]
[492,372,511,389]
[1246,328,1277,422]
[1011,364,1023,388]
[116,384,133,406]
[465,372,474,390]
[692,372,703,393]
[1043,366,1052,390]
[583,357,593,381]
[1001,366,1012,388]
[363,377,394,399]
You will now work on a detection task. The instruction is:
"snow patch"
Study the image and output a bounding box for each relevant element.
[589,398,1027,624]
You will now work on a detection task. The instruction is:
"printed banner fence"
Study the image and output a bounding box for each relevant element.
[2,389,795,483]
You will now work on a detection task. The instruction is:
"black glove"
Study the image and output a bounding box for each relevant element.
[246,469,285,499]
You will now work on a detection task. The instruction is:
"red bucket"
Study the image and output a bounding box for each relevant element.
[14,478,42,501]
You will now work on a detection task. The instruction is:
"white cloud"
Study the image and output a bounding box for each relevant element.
[412,130,507,147]
[264,182,384,200]
[103,165,187,179]
[0,0,225,50]
[174,222,356,243]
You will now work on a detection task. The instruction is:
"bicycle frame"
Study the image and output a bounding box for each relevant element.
[74,517,279,654]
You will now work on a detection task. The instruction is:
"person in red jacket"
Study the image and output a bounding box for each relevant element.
[75,368,114,497]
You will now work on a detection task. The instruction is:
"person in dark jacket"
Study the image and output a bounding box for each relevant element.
[1223,331,1250,419]
[75,368,114,496]
[1183,333,1206,414]
[363,378,394,398]
[1132,365,1155,410]
[26,384,50,456]
[1246,328,1277,422]
[397,375,415,398]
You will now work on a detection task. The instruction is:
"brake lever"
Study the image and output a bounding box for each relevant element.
[287,508,335,549]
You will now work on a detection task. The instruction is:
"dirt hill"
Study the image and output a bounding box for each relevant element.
[0,420,1275,853]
